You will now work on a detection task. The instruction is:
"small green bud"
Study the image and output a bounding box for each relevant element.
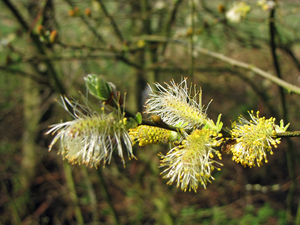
[84,74,112,101]
[135,112,142,125]
[125,117,138,130]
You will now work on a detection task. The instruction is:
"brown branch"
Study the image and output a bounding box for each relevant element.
[26,0,49,39]
[141,118,186,134]
[1,51,144,71]
[161,0,183,56]
[134,35,300,95]
[64,0,106,44]
[2,68,49,85]
[96,0,124,43]
[2,0,66,95]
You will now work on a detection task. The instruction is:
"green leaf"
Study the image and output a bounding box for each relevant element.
[84,74,112,101]
[135,112,142,125]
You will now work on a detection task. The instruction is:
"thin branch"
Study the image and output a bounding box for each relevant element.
[269,7,295,223]
[140,118,300,139]
[1,68,49,85]
[58,41,140,54]
[146,65,233,73]
[97,169,120,225]
[0,53,116,66]
[279,45,300,71]
[58,41,143,69]
[141,118,187,134]
[189,0,196,80]
[63,161,84,225]
[277,131,300,138]
[115,54,143,70]
[26,0,49,38]
[193,45,300,95]
[81,167,99,224]
[2,0,66,95]
[57,42,110,52]
[161,0,183,56]
[96,0,124,43]
[233,71,278,118]
[64,0,106,44]
[269,8,286,117]
[0,177,22,225]
[133,35,300,95]
[0,52,143,70]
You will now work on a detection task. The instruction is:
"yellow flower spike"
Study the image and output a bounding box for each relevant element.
[229,111,288,167]
[129,125,176,147]
[159,129,223,192]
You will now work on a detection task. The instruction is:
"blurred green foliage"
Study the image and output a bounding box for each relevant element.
[1,0,300,224]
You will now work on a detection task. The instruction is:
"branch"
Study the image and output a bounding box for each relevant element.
[279,45,300,71]
[1,68,49,85]
[233,71,278,118]
[0,51,143,70]
[189,0,196,79]
[133,35,300,95]
[269,7,296,223]
[64,0,106,44]
[161,0,183,55]
[97,169,120,225]
[277,131,300,138]
[96,0,124,43]
[269,8,286,116]
[2,0,66,95]
[193,46,300,95]
[141,118,187,134]
[58,41,143,69]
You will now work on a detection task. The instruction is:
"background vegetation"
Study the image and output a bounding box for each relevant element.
[1,0,300,224]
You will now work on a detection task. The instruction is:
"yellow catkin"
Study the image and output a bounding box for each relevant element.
[129,125,170,146]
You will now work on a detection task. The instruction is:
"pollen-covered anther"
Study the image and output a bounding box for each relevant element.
[129,125,174,146]
[229,111,288,168]
[159,129,223,192]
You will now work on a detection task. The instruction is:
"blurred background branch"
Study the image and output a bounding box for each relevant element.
[1,0,300,224]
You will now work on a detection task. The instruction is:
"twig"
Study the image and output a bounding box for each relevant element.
[57,41,109,52]
[277,131,300,138]
[81,167,99,223]
[233,71,278,118]
[58,41,140,54]
[96,0,124,43]
[64,0,106,44]
[1,68,49,85]
[161,0,183,56]
[115,54,143,70]
[26,0,49,39]
[193,46,300,94]
[0,52,143,70]
[279,45,300,71]
[269,7,296,223]
[22,194,54,225]
[189,0,196,80]
[97,169,120,225]
[133,35,300,95]
[2,0,66,95]
[269,9,286,116]
[0,177,22,225]
[141,118,187,134]
[63,161,84,225]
